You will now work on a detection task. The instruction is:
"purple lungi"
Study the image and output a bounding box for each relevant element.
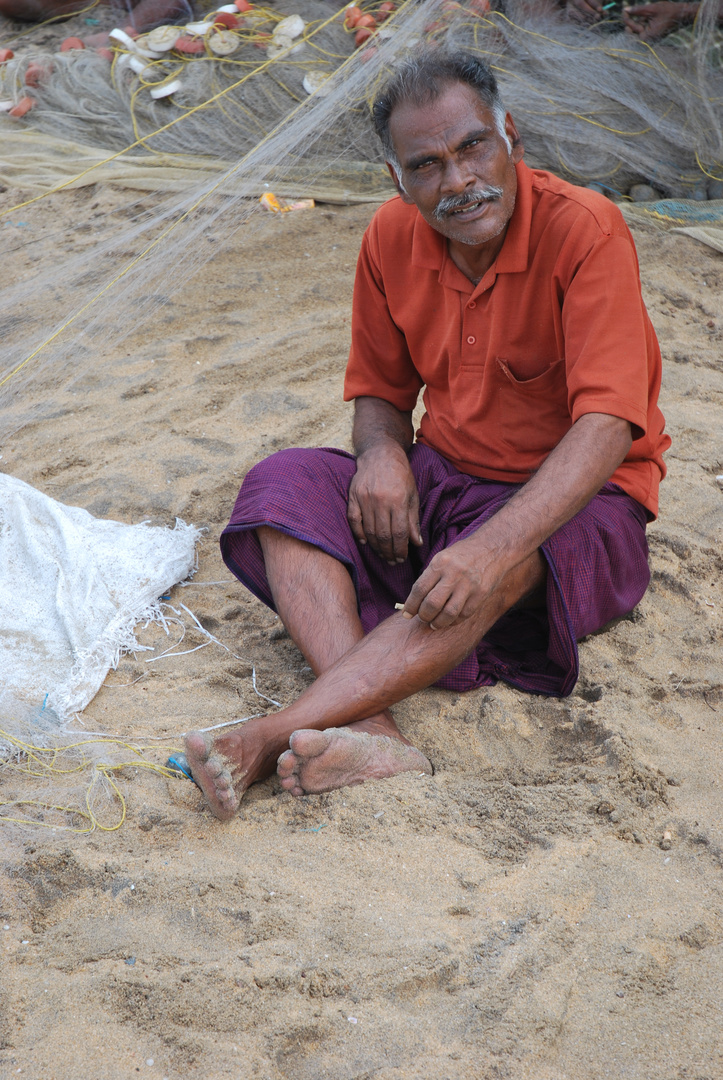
[220,443,649,698]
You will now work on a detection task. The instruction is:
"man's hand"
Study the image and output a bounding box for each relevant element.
[401,532,502,630]
[567,0,604,23]
[348,441,422,564]
[399,412,633,631]
[623,1,690,38]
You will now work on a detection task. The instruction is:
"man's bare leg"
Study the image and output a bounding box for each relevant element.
[186,530,427,818]
[186,529,545,819]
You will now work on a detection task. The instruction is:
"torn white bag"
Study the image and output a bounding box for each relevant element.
[0,473,200,722]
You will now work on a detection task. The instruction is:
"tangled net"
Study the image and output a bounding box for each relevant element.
[0,0,722,831]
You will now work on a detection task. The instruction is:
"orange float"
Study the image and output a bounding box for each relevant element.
[0,48,14,63]
[344,5,362,27]
[9,96,35,117]
[234,0,252,10]
[175,36,205,53]
[24,61,51,86]
[60,37,85,50]
[213,11,238,27]
[354,26,373,45]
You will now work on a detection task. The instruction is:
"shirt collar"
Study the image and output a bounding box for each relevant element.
[410,159,533,286]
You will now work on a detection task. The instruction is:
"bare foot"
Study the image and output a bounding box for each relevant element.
[184,723,280,822]
[276,727,433,797]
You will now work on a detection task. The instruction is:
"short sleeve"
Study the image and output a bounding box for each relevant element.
[562,231,652,440]
[343,222,424,410]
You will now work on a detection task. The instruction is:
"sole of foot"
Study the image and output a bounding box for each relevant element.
[184,731,242,822]
[277,726,433,797]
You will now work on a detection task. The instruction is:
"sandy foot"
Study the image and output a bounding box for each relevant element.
[184,731,245,822]
[276,727,433,797]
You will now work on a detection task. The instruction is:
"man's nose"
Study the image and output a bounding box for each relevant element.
[440,156,476,195]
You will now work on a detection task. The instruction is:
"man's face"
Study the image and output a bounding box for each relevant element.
[387,82,523,249]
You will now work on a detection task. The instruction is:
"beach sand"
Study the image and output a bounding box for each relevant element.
[0,176,722,1079]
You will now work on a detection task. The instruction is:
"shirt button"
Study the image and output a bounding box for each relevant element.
[466,335,476,345]
[468,300,476,309]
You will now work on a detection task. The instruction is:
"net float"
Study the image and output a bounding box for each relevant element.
[0,100,13,111]
[128,54,148,74]
[9,96,35,117]
[302,70,330,95]
[175,36,205,53]
[0,49,14,63]
[185,20,215,34]
[208,29,240,54]
[356,14,376,29]
[60,37,85,50]
[150,79,183,98]
[109,28,160,57]
[266,33,294,58]
[274,13,305,38]
[344,5,362,27]
[145,25,181,51]
[234,0,252,10]
[216,3,240,9]
[123,24,139,37]
[212,12,238,28]
[354,26,373,45]
[96,47,114,61]
[24,62,51,86]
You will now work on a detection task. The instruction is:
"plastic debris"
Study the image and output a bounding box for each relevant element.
[259,192,314,213]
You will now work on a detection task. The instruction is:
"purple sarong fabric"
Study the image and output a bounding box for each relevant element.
[220,444,649,698]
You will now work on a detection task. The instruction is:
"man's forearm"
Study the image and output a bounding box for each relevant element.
[352,396,415,459]
[469,412,633,572]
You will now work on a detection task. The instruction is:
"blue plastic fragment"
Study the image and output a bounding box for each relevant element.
[166,754,198,786]
[125,956,136,966]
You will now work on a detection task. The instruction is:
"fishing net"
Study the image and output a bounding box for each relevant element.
[0,0,722,829]
[0,0,720,441]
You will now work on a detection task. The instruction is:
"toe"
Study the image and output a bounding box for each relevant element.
[276,749,298,777]
[185,731,209,763]
[288,728,332,759]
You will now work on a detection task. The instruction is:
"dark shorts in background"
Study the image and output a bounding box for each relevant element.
[220,444,650,698]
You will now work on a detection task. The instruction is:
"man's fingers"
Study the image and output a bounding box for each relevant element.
[389,506,412,563]
[347,493,368,546]
[403,565,441,617]
[408,495,423,549]
[417,583,460,626]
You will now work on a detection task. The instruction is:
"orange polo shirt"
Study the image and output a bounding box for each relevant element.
[344,161,669,519]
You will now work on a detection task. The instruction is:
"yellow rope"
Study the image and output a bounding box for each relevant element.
[0,727,185,832]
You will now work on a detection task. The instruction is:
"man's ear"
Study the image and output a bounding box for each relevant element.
[386,161,415,204]
[506,113,525,164]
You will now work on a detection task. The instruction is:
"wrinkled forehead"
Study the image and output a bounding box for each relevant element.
[387,82,497,163]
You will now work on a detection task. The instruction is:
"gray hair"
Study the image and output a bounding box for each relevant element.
[372,51,510,179]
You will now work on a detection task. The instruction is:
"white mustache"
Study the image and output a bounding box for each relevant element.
[434,186,504,220]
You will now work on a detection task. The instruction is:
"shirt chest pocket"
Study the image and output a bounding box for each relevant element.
[493,357,571,454]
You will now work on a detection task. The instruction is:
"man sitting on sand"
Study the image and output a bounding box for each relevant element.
[185,51,670,821]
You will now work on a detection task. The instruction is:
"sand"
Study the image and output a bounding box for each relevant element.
[1,167,722,1080]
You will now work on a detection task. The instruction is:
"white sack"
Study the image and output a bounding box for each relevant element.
[0,474,200,722]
